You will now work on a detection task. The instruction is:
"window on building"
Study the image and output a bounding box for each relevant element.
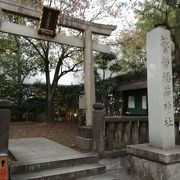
[142,96,147,109]
[128,96,135,108]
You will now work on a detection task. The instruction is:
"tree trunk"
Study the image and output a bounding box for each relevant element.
[46,81,58,123]
[46,94,54,123]
[44,57,55,123]
[44,58,58,123]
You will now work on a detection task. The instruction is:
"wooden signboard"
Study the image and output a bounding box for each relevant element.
[38,6,60,37]
[0,154,8,180]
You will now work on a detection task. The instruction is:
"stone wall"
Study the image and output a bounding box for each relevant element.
[128,155,180,180]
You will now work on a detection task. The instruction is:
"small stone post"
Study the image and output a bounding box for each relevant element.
[92,103,105,153]
[0,100,11,153]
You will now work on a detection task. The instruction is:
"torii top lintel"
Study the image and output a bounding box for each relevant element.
[0,0,117,36]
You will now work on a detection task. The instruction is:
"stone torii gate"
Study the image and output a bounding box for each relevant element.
[0,0,116,126]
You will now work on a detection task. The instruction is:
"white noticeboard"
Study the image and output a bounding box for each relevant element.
[79,95,85,109]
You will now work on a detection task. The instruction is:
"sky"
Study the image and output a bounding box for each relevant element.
[26,0,137,85]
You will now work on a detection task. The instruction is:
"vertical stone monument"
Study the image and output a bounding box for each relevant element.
[147,27,175,149]
[127,27,180,180]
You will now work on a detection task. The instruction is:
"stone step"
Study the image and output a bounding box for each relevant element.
[78,169,136,180]
[11,154,98,175]
[78,174,117,180]
[11,163,106,180]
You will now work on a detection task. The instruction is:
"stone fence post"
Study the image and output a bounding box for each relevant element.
[0,100,11,153]
[92,103,105,153]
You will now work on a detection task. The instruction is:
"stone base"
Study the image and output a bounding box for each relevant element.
[127,144,180,180]
[98,150,127,171]
[76,136,93,151]
[76,126,93,151]
[99,149,126,159]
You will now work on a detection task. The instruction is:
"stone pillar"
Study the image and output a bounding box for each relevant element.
[127,27,180,180]
[93,103,105,153]
[147,27,175,149]
[0,100,11,153]
[84,28,95,126]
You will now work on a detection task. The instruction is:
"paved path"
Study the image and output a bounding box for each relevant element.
[9,138,88,165]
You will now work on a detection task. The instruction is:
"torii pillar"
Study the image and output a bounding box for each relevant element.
[83,25,116,127]
[84,28,95,127]
[78,26,115,150]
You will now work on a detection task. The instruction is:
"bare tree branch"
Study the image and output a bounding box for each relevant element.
[59,60,82,79]
[26,38,45,60]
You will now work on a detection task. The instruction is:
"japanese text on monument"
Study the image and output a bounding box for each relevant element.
[161,34,174,127]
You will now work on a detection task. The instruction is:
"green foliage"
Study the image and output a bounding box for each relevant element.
[2,67,179,119]
[134,0,179,60]
[95,52,116,70]
[134,0,179,44]
[117,0,180,75]
[0,33,40,84]
[0,80,83,120]
[94,52,120,80]
[54,84,83,115]
[96,79,122,115]
[22,97,46,114]
[117,29,147,74]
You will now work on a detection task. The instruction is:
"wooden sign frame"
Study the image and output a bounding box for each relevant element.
[38,6,60,37]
